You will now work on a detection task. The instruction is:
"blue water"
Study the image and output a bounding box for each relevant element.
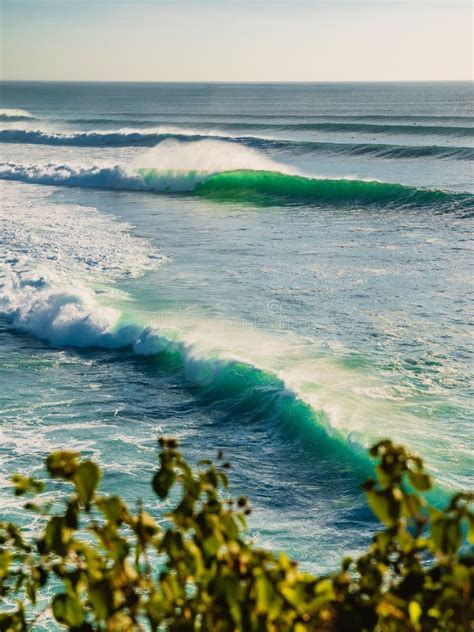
[0,82,473,575]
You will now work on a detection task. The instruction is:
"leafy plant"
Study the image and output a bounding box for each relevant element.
[0,438,472,631]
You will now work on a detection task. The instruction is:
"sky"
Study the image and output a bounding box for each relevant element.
[0,0,472,82]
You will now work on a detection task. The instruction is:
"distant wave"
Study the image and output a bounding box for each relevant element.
[1,127,472,162]
[1,161,472,211]
[219,121,474,137]
[90,120,473,137]
[0,108,36,122]
[269,140,474,161]
[95,112,474,123]
[0,127,196,147]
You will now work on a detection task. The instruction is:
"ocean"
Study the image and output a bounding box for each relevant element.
[0,81,472,574]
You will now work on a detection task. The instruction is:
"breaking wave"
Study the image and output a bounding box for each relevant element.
[0,249,454,505]
[192,170,474,209]
[0,108,36,122]
[0,126,211,147]
[62,119,472,137]
[2,126,473,163]
[1,160,472,211]
[57,119,474,136]
[0,263,373,478]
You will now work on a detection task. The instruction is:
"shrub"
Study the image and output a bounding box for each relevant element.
[0,438,472,631]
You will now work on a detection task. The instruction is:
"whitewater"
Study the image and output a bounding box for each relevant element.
[0,82,472,573]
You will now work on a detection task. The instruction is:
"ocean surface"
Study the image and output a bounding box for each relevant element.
[0,82,473,575]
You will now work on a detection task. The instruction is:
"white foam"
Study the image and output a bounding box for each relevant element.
[0,138,295,193]
[0,108,35,120]
[0,181,166,348]
[135,138,285,173]
[0,181,165,279]
[1,271,124,347]
[0,161,144,190]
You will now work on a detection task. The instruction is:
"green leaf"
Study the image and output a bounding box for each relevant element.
[152,468,176,499]
[202,532,221,558]
[96,495,127,523]
[467,514,474,545]
[45,516,70,556]
[255,574,275,613]
[10,474,44,496]
[408,470,432,492]
[26,579,37,605]
[52,593,85,627]
[0,551,12,581]
[430,515,462,555]
[46,451,79,479]
[73,461,101,505]
[110,536,129,562]
[365,489,400,526]
[89,581,113,620]
[163,531,183,561]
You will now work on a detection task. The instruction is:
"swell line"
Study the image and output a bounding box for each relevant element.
[87,120,473,137]
[76,113,474,123]
[151,120,474,137]
[1,127,473,162]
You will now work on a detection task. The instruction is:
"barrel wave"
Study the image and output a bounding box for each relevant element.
[192,169,474,209]
[2,160,470,211]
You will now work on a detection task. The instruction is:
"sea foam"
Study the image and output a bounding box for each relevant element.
[0,108,35,121]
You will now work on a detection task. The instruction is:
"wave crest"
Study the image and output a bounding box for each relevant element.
[193,170,473,209]
[0,108,35,122]
[0,264,372,477]
[0,126,185,147]
[1,159,471,211]
[2,125,472,164]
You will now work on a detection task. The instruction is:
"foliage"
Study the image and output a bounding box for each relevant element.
[0,437,472,631]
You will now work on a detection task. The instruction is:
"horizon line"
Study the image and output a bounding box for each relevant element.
[1,79,473,85]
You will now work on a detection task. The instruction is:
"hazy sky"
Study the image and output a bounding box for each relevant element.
[1,0,472,82]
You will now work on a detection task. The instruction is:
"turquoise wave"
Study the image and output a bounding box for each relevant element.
[2,161,472,211]
[189,170,474,209]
